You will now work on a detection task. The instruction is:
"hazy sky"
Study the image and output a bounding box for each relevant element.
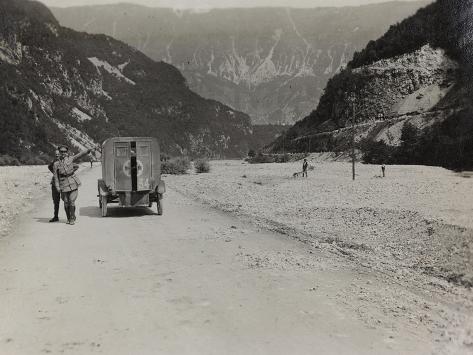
[39,0,423,9]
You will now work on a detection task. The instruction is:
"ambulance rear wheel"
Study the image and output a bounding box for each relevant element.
[101,196,108,217]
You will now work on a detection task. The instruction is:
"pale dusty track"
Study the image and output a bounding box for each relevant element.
[0,167,443,354]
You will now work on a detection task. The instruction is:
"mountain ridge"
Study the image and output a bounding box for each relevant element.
[51,1,428,125]
[49,1,428,9]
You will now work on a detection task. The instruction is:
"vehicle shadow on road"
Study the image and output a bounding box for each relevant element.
[80,206,156,218]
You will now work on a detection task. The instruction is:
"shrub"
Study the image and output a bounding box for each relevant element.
[0,155,20,166]
[161,156,190,174]
[23,156,48,165]
[247,152,276,164]
[275,153,291,163]
[194,159,210,173]
[20,152,51,165]
[247,149,256,158]
[247,152,308,164]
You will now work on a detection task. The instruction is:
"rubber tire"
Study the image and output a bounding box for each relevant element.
[99,190,102,208]
[101,196,108,217]
[157,197,163,216]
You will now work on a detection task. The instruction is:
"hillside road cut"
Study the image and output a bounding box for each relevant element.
[0,167,443,354]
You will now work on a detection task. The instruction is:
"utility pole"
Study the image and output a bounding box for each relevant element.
[351,94,356,181]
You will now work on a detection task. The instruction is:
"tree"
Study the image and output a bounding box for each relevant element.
[360,139,394,164]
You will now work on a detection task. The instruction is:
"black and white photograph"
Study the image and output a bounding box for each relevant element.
[0,0,472,353]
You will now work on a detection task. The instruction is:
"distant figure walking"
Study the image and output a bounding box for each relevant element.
[47,149,61,222]
[381,164,386,178]
[302,158,308,178]
[53,145,95,225]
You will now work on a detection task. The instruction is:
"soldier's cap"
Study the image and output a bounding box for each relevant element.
[58,146,69,153]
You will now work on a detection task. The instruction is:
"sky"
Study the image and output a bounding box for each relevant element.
[39,0,423,9]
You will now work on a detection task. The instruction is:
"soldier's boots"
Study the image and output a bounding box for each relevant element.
[69,206,76,225]
[65,206,71,224]
[50,204,60,222]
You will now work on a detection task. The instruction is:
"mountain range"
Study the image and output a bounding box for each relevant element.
[51,1,428,125]
[270,0,473,170]
[0,0,253,162]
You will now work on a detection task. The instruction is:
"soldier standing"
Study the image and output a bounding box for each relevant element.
[88,152,94,168]
[302,158,308,178]
[53,146,95,225]
[47,149,61,222]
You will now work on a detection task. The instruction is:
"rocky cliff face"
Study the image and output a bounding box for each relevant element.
[51,2,427,125]
[271,45,459,150]
[270,0,473,169]
[0,0,253,161]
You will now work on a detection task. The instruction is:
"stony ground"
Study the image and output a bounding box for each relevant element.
[170,159,473,287]
[0,163,90,237]
[1,160,472,353]
[0,165,471,354]
[169,158,473,351]
[0,166,51,237]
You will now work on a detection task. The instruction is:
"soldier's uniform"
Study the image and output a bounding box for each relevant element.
[53,148,92,224]
[48,159,61,221]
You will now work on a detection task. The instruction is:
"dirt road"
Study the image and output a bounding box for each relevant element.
[0,167,450,354]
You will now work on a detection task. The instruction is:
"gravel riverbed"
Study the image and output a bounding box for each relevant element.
[170,159,473,287]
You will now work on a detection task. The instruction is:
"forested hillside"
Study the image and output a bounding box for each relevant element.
[0,0,253,163]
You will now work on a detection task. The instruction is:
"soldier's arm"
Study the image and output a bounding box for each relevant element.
[71,148,93,162]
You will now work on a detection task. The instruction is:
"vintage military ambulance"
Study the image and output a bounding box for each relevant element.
[97,137,165,217]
